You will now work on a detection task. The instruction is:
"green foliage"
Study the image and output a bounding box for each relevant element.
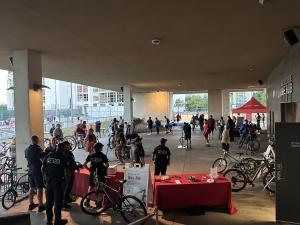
[253,89,267,106]
[185,95,208,111]
[0,103,7,110]
[174,98,185,108]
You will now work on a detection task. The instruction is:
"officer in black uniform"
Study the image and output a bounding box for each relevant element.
[62,141,79,208]
[43,143,68,225]
[152,138,171,175]
[83,142,109,202]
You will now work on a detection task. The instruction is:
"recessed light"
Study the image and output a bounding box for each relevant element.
[248,68,254,72]
[177,83,182,87]
[152,38,161,45]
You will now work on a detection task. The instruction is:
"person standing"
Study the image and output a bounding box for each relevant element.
[221,125,230,151]
[218,116,225,140]
[147,117,153,134]
[25,135,45,212]
[227,116,234,142]
[115,129,125,164]
[43,143,67,225]
[203,120,210,146]
[256,113,261,130]
[84,128,97,155]
[62,141,79,209]
[83,143,109,206]
[183,122,192,149]
[199,114,204,131]
[176,114,181,123]
[262,113,265,127]
[45,137,57,156]
[53,124,63,141]
[152,138,171,175]
[207,115,215,137]
[164,116,171,134]
[49,124,55,137]
[155,118,161,135]
[133,137,145,166]
[95,120,101,137]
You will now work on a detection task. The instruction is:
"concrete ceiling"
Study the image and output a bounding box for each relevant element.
[0,0,299,92]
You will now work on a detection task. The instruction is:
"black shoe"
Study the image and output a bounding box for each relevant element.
[54,219,68,225]
[28,203,39,211]
[47,222,53,225]
[38,204,45,212]
[63,203,71,209]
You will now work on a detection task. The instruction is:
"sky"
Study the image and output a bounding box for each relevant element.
[0,69,8,104]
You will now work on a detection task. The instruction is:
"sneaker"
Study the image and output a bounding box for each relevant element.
[28,203,39,211]
[63,203,71,209]
[54,219,68,225]
[38,204,45,212]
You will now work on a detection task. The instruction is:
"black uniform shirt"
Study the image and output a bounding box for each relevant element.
[153,145,171,165]
[86,152,108,176]
[64,150,78,172]
[133,143,145,163]
[43,151,66,183]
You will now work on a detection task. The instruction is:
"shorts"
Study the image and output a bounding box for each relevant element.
[28,171,44,188]
[89,174,105,187]
[184,135,191,140]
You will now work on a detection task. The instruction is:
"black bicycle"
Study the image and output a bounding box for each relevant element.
[80,176,147,223]
[1,168,29,209]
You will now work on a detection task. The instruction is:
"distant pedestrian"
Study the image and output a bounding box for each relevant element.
[95,120,101,137]
[176,114,181,123]
[152,138,171,175]
[183,122,192,149]
[256,113,261,130]
[199,114,204,131]
[147,117,153,134]
[262,113,265,127]
[227,116,234,142]
[155,118,161,135]
[53,124,63,140]
[203,120,210,146]
[218,116,225,140]
[207,115,216,137]
[49,124,55,137]
[84,128,96,155]
[221,125,230,151]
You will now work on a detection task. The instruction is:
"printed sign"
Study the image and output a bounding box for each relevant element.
[123,163,151,207]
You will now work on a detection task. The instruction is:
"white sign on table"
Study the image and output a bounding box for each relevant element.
[123,163,151,207]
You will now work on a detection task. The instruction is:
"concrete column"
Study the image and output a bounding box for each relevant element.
[222,89,231,117]
[13,50,44,169]
[123,85,133,124]
[168,92,173,120]
[208,89,222,119]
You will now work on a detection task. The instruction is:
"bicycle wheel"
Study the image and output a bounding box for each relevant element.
[80,190,108,215]
[263,169,276,193]
[212,158,227,173]
[249,140,260,152]
[2,189,17,209]
[224,169,247,192]
[120,195,147,224]
[64,136,77,151]
[239,158,257,177]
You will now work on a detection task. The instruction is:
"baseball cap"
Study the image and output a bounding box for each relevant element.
[160,138,167,143]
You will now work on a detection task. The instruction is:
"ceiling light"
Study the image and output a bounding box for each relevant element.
[151,38,161,45]
[177,83,182,87]
[248,68,254,72]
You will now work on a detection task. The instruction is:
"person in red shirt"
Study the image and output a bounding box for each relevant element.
[207,115,216,137]
[203,120,210,146]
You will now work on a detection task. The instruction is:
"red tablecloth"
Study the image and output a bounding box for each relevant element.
[71,168,124,197]
[153,173,237,214]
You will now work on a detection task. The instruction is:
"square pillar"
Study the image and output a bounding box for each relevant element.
[208,89,222,119]
[123,85,133,124]
[168,92,173,120]
[222,89,231,117]
[13,50,44,169]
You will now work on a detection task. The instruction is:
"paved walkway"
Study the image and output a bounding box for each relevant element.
[4,128,275,225]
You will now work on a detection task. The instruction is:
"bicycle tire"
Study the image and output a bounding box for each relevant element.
[63,136,77,151]
[238,157,257,177]
[120,195,147,224]
[250,140,260,152]
[80,190,108,215]
[2,189,17,209]
[263,169,276,193]
[212,158,227,173]
[224,169,247,192]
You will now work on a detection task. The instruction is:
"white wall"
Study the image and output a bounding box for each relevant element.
[133,92,171,120]
[267,43,300,125]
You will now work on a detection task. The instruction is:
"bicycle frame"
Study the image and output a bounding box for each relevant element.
[96,181,123,209]
[246,160,269,184]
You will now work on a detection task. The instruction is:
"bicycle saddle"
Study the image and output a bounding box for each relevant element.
[236,152,244,156]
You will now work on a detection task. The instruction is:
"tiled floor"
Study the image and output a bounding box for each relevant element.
[4,128,275,225]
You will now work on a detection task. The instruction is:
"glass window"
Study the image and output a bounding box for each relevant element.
[100,93,108,105]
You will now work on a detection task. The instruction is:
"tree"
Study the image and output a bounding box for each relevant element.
[173,98,185,113]
[253,89,267,106]
[0,103,7,110]
[185,95,208,111]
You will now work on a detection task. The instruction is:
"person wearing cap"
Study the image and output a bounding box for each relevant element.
[133,137,145,166]
[62,141,79,209]
[83,142,109,206]
[43,143,67,225]
[183,122,192,149]
[152,138,171,175]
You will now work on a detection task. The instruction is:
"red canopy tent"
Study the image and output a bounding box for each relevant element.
[232,97,267,121]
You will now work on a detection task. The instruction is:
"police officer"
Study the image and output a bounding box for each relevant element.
[25,135,45,211]
[43,143,68,225]
[152,138,171,175]
[82,142,109,206]
[62,141,79,209]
